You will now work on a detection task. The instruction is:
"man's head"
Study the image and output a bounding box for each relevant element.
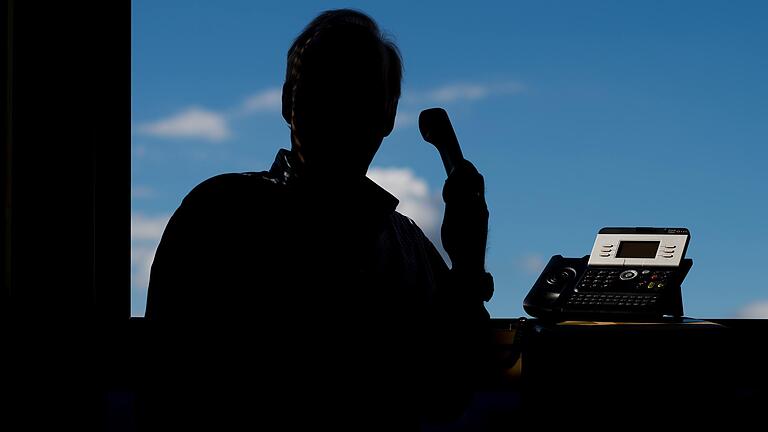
[282,9,403,180]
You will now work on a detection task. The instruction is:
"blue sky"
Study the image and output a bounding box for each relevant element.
[132,0,768,318]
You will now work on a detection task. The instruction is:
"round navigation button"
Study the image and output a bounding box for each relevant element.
[620,270,639,281]
[546,267,577,285]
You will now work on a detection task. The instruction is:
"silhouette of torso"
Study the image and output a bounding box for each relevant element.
[142,149,478,430]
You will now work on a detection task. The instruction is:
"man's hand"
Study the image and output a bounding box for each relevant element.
[441,159,489,274]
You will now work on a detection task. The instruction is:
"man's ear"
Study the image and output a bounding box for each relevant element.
[382,98,398,137]
[282,82,292,125]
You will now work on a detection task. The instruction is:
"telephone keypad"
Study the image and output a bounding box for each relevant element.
[566,293,659,309]
[577,268,672,293]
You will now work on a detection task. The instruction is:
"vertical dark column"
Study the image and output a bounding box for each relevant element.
[3,0,12,305]
[5,2,130,430]
[6,1,129,321]
[89,2,131,322]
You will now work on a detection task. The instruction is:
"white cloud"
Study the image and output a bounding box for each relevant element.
[404,80,525,105]
[394,111,417,130]
[137,107,231,142]
[131,185,155,199]
[517,254,546,275]
[131,212,170,315]
[367,167,442,242]
[426,83,489,103]
[737,301,768,318]
[131,245,158,294]
[131,213,170,241]
[391,80,525,130]
[135,87,282,143]
[239,87,282,114]
[135,80,524,139]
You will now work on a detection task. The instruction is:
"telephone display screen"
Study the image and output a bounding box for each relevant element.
[616,241,659,258]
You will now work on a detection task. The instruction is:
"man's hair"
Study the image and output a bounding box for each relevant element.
[284,9,403,122]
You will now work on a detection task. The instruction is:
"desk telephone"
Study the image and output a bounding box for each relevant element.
[524,227,692,321]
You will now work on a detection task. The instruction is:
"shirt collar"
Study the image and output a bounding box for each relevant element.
[269,148,399,216]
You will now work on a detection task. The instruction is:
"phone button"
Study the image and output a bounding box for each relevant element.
[620,270,638,280]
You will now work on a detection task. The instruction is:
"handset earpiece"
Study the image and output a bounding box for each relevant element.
[418,108,465,176]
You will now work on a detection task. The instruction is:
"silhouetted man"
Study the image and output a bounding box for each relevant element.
[142,9,492,431]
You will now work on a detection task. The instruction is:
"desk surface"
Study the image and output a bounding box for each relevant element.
[481,317,768,426]
[6,317,767,430]
[426,317,768,429]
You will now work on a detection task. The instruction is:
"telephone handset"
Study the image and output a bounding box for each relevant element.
[523,227,693,321]
[419,108,494,301]
[419,108,465,176]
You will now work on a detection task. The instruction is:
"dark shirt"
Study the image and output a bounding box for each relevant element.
[142,149,491,431]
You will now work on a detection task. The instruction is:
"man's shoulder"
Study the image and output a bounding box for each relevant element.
[391,211,417,228]
[181,171,280,208]
[391,211,430,243]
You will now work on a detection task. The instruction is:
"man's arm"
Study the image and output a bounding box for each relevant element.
[420,244,492,421]
[419,159,494,422]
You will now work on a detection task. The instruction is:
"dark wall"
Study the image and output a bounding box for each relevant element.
[4,0,129,322]
[4,2,129,430]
